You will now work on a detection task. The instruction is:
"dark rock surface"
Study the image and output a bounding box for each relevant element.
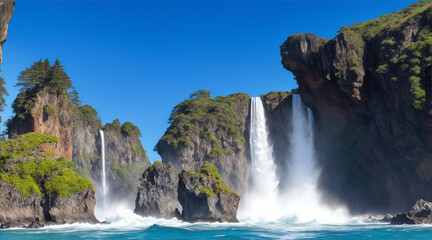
[391,199,432,224]
[0,180,98,228]
[281,1,432,213]
[135,162,240,223]
[177,163,240,222]
[134,162,181,219]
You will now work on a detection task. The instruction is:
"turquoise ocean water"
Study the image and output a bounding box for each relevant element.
[1,208,431,240]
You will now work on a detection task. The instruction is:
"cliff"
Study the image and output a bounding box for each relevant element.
[155,90,250,194]
[135,161,239,222]
[0,0,14,65]
[0,133,98,228]
[7,60,151,204]
[281,1,432,213]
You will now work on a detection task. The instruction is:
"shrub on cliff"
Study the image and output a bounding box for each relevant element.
[0,72,7,125]
[158,90,248,158]
[0,132,94,196]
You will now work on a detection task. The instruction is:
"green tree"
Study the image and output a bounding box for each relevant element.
[70,87,81,106]
[0,71,8,124]
[46,59,72,92]
[189,90,211,99]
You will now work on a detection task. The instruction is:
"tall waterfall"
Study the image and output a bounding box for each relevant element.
[239,95,348,223]
[238,97,280,220]
[99,130,108,207]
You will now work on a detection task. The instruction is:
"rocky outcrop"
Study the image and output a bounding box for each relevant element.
[134,162,240,223]
[281,1,432,213]
[8,89,73,160]
[177,163,240,222]
[156,91,250,194]
[7,87,150,204]
[0,180,98,228]
[391,199,432,224]
[72,118,151,202]
[134,161,181,218]
[0,133,98,228]
[0,0,14,65]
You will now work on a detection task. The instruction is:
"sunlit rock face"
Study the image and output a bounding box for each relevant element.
[281,2,432,214]
[0,0,14,65]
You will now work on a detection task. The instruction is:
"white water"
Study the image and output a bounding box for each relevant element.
[238,97,280,220]
[98,130,108,213]
[239,95,348,223]
[278,95,348,223]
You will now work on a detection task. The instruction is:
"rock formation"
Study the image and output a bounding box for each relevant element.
[7,67,150,202]
[0,133,98,228]
[155,91,250,194]
[0,0,14,65]
[391,199,432,224]
[177,163,240,222]
[134,161,181,218]
[281,1,432,213]
[135,161,240,223]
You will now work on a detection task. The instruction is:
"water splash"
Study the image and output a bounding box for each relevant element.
[239,95,349,223]
[278,95,348,223]
[238,97,280,220]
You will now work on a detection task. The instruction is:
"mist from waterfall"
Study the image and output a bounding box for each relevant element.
[238,97,280,220]
[239,95,348,223]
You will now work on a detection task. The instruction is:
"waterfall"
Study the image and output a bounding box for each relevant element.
[238,95,348,223]
[238,97,280,220]
[99,130,108,207]
[278,94,347,222]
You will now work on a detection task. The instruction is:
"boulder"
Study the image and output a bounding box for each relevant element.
[134,161,181,219]
[391,199,432,224]
[177,162,240,222]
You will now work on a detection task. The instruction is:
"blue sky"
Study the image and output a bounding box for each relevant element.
[0,0,418,162]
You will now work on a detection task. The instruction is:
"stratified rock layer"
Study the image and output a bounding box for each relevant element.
[281,2,432,213]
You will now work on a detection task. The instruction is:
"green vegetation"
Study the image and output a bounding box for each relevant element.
[158,90,248,159]
[0,71,8,125]
[43,104,58,116]
[0,133,94,196]
[339,2,431,39]
[199,186,216,195]
[103,119,142,138]
[337,2,432,110]
[194,162,236,195]
[121,122,142,138]
[260,91,290,102]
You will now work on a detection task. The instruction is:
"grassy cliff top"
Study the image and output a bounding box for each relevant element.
[157,90,249,158]
[0,133,94,197]
[340,1,431,38]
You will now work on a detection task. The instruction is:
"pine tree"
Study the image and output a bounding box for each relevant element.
[0,71,8,124]
[70,87,81,106]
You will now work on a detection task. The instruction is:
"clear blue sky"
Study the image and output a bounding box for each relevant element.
[0,0,418,162]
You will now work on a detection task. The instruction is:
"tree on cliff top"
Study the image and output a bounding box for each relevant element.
[0,72,8,125]
[16,59,72,93]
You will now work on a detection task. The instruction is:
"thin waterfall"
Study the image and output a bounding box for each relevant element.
[99,130,107,207]
[238,97,280,220]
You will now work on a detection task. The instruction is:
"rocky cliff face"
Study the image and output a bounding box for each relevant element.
[156,92,250,194]
[0,0,14,65]
[134,162,181,219]
[281,1,432,213]
[134,161,239,223]
[72,118,150,202]
[8,89,151,204]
